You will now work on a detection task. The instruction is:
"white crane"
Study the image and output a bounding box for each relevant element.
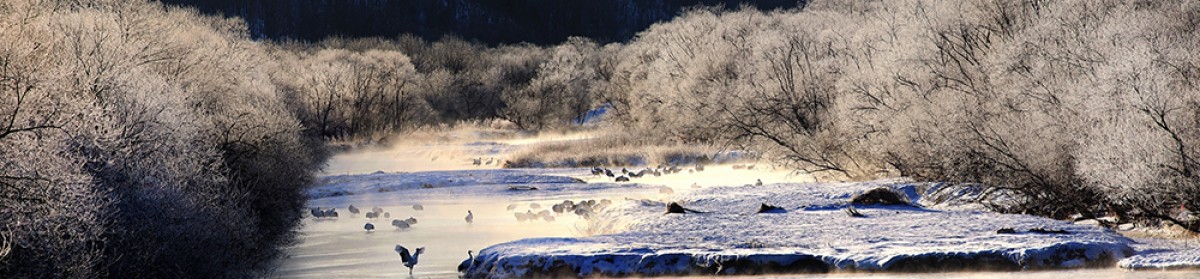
[395,245,425,275]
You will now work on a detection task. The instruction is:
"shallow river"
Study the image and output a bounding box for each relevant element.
[274,135,1199,278]
[274,195,624,278]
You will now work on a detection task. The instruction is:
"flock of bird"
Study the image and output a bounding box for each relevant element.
[312,204,430,231]
[307,200,598,275]
[308,203,438,274]
[506,199,613,222]
[592,163,707,183]
[472,157,499,166]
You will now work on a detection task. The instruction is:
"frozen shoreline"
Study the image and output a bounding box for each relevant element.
[461,181,1137,278]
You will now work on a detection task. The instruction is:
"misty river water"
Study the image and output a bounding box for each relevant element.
[274,197,600,278]
[272,132,1199,279]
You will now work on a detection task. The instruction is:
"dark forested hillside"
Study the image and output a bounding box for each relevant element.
[157,0,805,44]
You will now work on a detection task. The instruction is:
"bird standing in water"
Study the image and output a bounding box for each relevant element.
[395,245,425,275]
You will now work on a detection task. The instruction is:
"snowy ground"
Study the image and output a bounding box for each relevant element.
[461,181,1136,278]
[277,129,1200,278]
[1118,235,1200,270]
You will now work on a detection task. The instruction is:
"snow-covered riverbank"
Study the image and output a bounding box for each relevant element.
[461,181,1136,278]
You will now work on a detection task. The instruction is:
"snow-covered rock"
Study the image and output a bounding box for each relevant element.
[462,181,1134,278]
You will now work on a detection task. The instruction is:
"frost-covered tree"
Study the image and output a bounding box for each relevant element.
[0,1,325,277]
[503,37,603,130]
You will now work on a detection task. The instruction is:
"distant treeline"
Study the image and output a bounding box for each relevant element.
[157,0,804,44]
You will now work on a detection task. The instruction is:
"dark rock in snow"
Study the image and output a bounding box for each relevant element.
[758,203,786,214]
[850,187,910,206]
[666,202,705,214]
[1029,228,1070,234]
[667,202,688,214]
[508,186,539,191]
[844,206,865,218]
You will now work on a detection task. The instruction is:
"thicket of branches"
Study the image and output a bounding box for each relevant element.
[0,1,325,277]
[601,0,1200,229]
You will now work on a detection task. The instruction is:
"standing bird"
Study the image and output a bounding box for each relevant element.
[756,179,763,186]
[364,223,375,232]
[392,219,411,229]
[395,245,425,275]
[457,250,476,273]
[348,205,361,214]
[465,210,474,223]
[412,204,424,211]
